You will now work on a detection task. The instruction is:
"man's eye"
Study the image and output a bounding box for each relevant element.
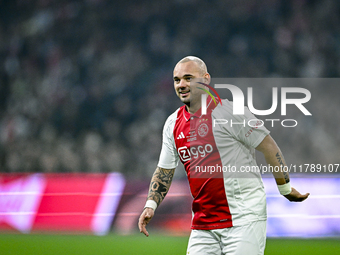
[186,77,192,81]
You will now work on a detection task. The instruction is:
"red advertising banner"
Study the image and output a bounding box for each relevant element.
[0,173,125,235]
[2,173,339,237]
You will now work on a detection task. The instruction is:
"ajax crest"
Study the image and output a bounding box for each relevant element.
[198,123,209,137]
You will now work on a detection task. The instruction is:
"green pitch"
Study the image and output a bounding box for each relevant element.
[0,233,339,255]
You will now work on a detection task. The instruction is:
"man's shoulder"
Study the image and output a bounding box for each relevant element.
[213,99,253,121]
[212,99,233,117]
[163,106,183,129]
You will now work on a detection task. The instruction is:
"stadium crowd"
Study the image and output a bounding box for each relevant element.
[0,0,339,177]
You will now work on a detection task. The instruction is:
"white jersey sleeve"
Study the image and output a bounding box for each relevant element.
[157,110,180,169]
[232,107,269,148]
[213,100,270,148]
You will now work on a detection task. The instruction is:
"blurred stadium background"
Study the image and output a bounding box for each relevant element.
[0,0,340,254]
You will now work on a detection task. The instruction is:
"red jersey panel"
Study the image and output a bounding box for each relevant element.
[173,103,232,229]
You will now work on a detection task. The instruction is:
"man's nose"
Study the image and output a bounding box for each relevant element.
[178,79,188,88]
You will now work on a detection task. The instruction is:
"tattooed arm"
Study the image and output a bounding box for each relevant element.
[147,167,175,206]
[256,135,309,202]
[138,167,175,236]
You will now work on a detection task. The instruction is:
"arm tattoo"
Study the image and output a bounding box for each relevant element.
[276,152,290,183]
[147,167,175,206]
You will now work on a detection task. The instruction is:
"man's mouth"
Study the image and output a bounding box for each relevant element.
[179,90,190,97]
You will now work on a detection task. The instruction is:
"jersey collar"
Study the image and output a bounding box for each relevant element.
[182,96,217,122]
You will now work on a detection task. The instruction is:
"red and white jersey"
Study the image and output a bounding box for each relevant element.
[158,98,270,230]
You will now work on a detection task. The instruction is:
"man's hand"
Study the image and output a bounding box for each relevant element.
[284,187,310,202]
[138,208,154,237]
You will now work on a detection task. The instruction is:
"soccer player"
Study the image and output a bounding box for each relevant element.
[138,56,309,255]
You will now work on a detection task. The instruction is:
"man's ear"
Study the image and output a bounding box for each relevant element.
[204,73,211,85]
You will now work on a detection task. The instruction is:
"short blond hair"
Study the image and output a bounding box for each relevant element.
[177,56,208,75]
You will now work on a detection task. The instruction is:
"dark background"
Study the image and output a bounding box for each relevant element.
[0,0,339,178]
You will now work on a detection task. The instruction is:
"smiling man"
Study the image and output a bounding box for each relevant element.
[173,57,209,112]
[138,56,309,255]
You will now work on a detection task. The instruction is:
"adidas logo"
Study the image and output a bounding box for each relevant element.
[177,132,185,139]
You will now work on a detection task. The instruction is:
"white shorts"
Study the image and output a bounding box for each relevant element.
[186,221,266,255]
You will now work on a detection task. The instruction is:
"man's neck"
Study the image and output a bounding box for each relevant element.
[185,101,201,114]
